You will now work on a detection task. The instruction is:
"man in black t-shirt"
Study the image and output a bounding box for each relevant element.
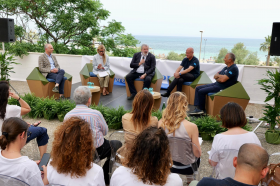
[161,47,200,97]
[190,52,239,115]
[197,143,269,186]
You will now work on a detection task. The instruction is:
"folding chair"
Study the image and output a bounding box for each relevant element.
[108,130,137,179]
[209,149,239,179]
[0,174,30,186]
[168,136,200,181]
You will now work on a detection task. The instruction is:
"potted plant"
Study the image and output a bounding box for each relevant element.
[0,51,19,81]
[192,116,221,141]
[258,70,280,144]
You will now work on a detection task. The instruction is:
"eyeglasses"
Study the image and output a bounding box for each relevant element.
[99,51,104,53]
[27,131,32,138]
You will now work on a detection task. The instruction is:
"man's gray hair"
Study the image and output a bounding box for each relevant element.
[141,44,149,50]
[73,86,91,105]
[227,53,236,62]
[44,43,51,50]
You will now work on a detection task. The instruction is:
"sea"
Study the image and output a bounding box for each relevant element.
[134,35,268,61]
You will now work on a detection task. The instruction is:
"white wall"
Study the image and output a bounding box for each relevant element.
[6,52,279,104]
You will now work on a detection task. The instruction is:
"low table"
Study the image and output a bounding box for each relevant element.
[88,86,101,105]
[152,92,162,110]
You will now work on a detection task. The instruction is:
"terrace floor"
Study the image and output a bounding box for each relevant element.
[10,81,274,186]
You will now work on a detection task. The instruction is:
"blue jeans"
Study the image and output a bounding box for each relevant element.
[194,83,221,110]
[27,125,49,147]
[46,69,66,94]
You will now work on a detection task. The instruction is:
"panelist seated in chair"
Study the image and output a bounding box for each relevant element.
[38,43,66,98]
[190,53,239,115]
[162,48,200,97]
[91,45,110,96]
[126,44,156,100]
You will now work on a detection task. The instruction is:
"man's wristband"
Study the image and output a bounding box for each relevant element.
[179,72,181,76]
[17,97,21,101]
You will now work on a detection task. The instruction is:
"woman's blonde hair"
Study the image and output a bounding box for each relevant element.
[161,92,189,135]
[97,45,106,64]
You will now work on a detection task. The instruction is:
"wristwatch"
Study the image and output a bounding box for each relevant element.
[179,73,181,76]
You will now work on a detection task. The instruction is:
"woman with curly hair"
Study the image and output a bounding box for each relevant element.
[45,117,105,186]
[0,117,46,185]
[0,81,49,158]
[111,126,182,186]
[119,90,158,154]
[158,92,201,175]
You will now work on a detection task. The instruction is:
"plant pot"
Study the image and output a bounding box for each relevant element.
[200,132,213,141]
[265,130,280,144]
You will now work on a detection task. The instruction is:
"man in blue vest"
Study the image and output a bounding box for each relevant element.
[190,53,239,115]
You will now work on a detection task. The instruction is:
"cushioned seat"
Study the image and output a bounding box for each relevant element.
[206,82,250,120]
[207,92,217,96]
[46,76,67,82]
[124,68,163,97]
[80,63,115,93]
[26,67,72,99]
[169,71,212,104]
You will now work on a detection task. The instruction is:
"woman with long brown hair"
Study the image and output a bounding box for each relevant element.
[0,117,46,185]
[45,117,105,186]
[120,90,158,153]
[91,44,110,95]
[111,126,183,186]
[159,92,201,175]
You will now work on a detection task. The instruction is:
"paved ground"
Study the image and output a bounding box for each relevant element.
[10,81,279,185]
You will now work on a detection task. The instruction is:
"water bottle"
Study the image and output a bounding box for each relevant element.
[162,102,166,110]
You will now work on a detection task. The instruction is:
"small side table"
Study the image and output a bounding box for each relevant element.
[88,86,101,105]
[152,92,162,111]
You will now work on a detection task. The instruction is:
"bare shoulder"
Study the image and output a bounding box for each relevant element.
[158,119,163,127]
[182,119,197,129]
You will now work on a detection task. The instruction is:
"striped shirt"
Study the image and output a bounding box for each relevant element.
[64,105,108,148]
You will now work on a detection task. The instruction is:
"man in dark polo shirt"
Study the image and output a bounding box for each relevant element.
[161,47,200,97]
[190,52,239,115]
[196,143,269,186]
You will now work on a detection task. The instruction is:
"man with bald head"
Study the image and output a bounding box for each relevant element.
[161,47,200,97]
[197,143,269,186]
[38,44,66,98]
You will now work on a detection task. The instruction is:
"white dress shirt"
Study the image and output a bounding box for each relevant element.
[45,53,55,70]
[136,53,148,73]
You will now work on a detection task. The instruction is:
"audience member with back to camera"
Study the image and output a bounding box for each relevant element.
[0,117,46,185]
[0,81,49,159]
[208,102,261,177]
[111,126,183,186]
[44,117,105,186]
[118,89,158,155]
[92,44,111,96]
[64,86,122,185]
[159,92,202,175]
[197,143,269,186]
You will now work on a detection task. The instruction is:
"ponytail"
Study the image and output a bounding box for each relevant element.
[0,117,28,150]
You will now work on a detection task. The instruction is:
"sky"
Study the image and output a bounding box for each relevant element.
[100,0,279,39]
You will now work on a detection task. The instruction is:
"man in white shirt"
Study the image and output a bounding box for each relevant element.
[38,44,66,98]
[126,44,156,100]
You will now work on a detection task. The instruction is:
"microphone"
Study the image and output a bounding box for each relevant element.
[142,56,145,60]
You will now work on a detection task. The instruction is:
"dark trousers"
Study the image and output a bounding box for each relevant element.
[46,69,66,94]
[167,73,195,93]
[126,72,153,95]
[194,83,221,110]
[26,126,49,147]
[96,138,122,185]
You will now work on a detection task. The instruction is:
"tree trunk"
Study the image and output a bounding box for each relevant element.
[266,47,270,66]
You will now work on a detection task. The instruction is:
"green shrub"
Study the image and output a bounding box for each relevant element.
[192,116,221,137]
[152,110,162,120]
[56,99,76,122]
[103,106,130,129]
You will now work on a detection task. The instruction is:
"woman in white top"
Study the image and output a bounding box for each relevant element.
[159,92,201,176]
[0,117,46,185]
[208,102,261,175]
[45,117,105,186]
[0,81,49,158]
[111,126,183,186]
[92,45,110,96]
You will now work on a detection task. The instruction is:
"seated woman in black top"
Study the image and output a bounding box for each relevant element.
[162,47,200,97]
